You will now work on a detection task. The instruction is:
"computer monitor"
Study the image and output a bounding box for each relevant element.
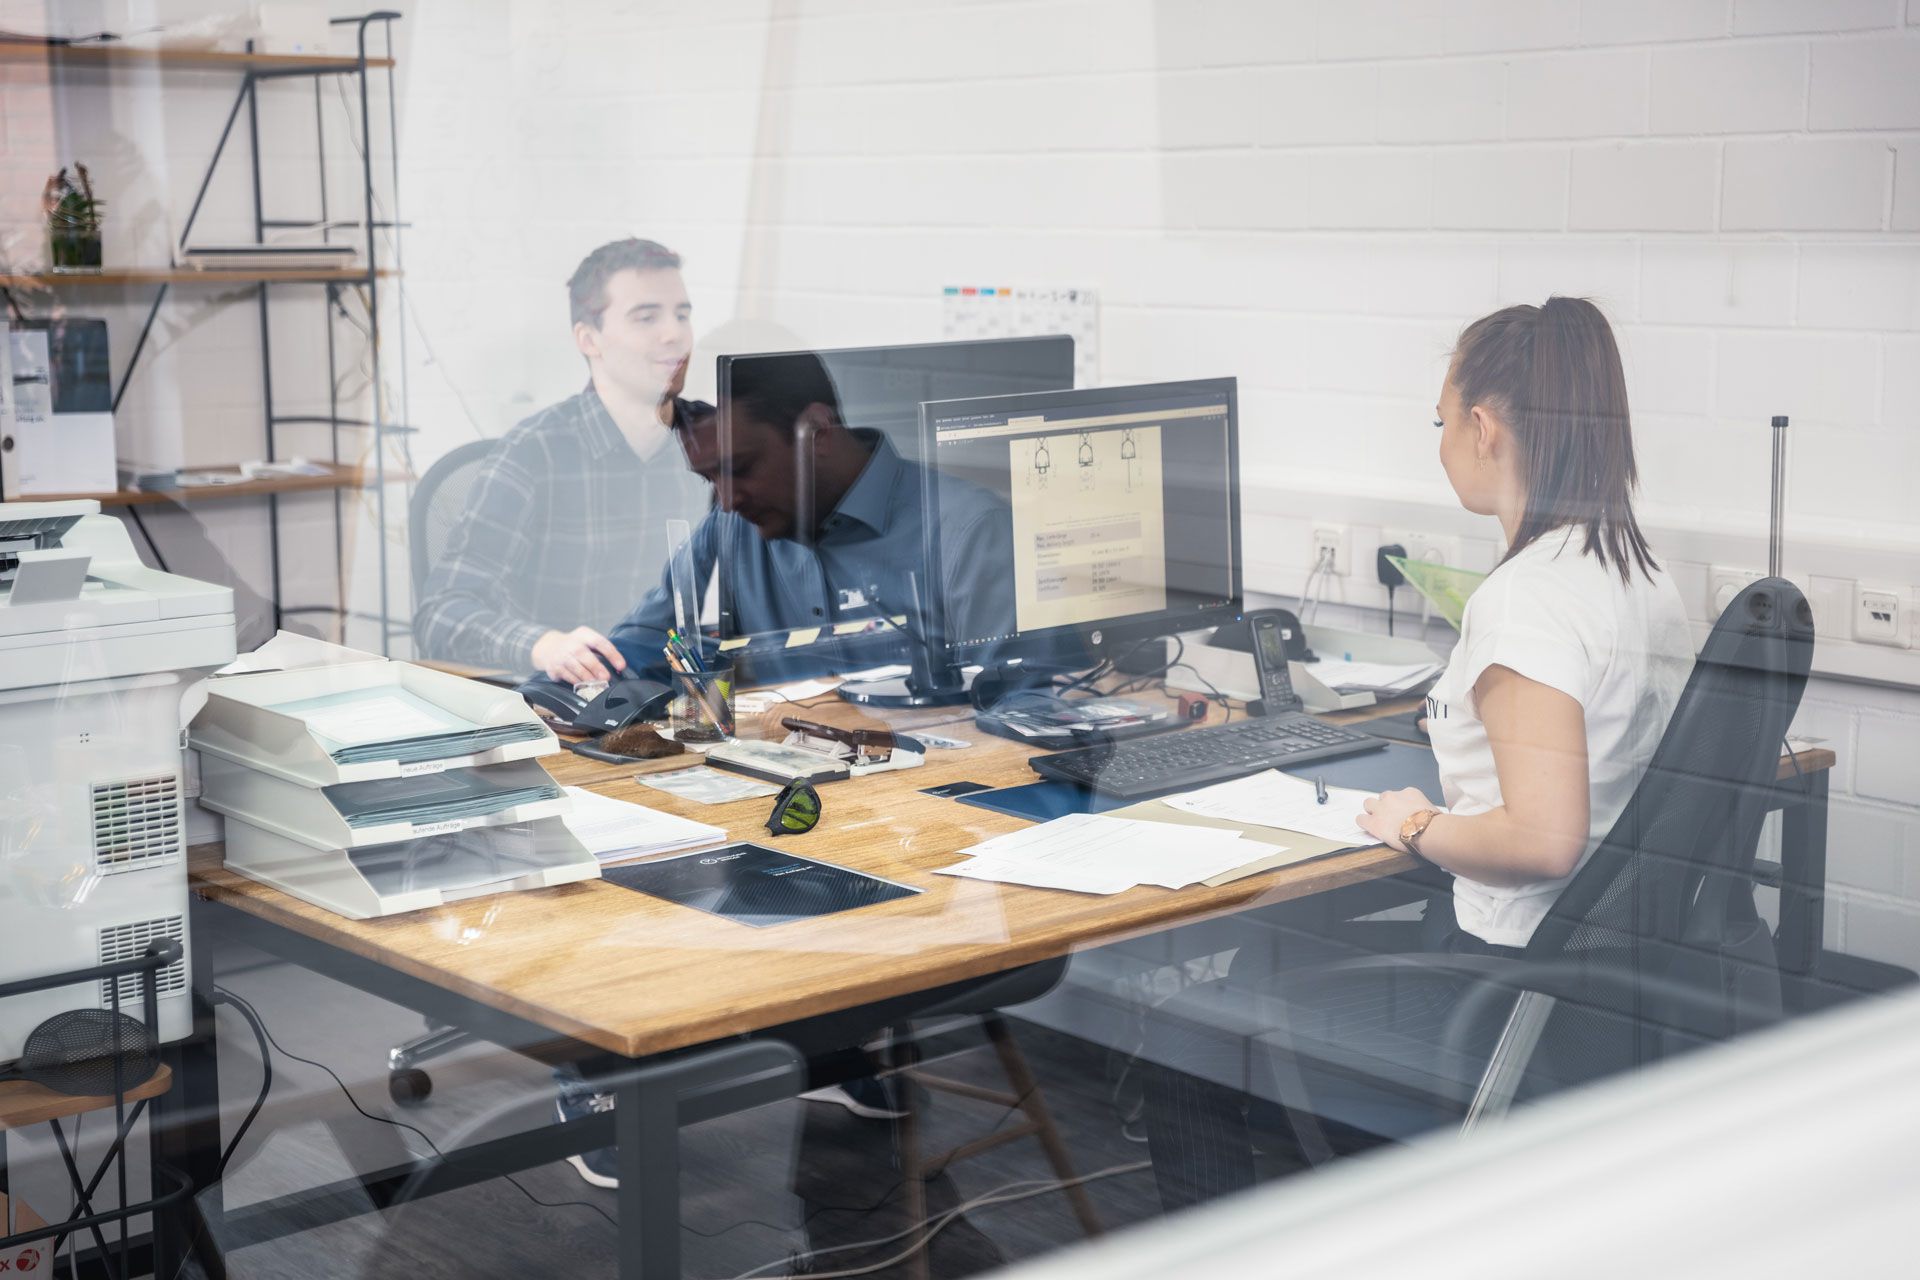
[916,377,1242,687]
[716,335,1074,463]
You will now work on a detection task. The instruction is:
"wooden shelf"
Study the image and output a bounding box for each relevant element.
[2,267,393,288]
[0,41,392,71]
[29,461,372,508]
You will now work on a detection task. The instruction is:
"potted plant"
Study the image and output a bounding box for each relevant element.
[43,164,105,272]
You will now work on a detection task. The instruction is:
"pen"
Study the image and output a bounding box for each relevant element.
[1314,775,1328,805]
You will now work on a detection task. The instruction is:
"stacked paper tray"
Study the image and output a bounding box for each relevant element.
[193,646,556,784]
[219,817,598,920]
[199,754,568,850]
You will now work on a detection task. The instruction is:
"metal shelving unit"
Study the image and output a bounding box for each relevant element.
[0,11,410,652]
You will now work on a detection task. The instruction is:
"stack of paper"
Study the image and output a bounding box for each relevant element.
[272,688,546,765]
[937,813,1268,895]
[1161,770,1376,847]
[1303,658,1443,696]
[322,769,563,830]
[560,787,726,864]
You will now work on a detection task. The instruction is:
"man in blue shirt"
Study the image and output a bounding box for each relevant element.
[609,350,1017,683]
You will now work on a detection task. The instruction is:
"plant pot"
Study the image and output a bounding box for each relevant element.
[49,228,103,272]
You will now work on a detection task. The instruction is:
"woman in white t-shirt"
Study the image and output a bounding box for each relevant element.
[1142,297,1694,1212]
[1354,295,1694,948]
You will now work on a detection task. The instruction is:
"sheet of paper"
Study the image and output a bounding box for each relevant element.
[718,636,753,652]
[283,690,467,747]
[938,813,1261,894]
[1162,770,1377,847]
[1305,658,1442,692]
[785,627,822,648]
[838,663,912,682]
[635,766,780,805]
[560,786,725,862]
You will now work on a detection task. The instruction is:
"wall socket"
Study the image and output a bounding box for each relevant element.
[1383,527,1462,568]
[1310,525,1350,576]
[1709,566,1764,617]
[1853,586,1908,648]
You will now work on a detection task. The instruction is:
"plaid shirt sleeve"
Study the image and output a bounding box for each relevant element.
[412,442,552,671]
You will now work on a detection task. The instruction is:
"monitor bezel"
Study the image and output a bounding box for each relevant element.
[917,376,1244,670]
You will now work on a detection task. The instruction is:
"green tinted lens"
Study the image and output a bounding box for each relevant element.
[768,783,821,835]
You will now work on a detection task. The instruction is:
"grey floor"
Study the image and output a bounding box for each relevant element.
[112,945,1168,1279]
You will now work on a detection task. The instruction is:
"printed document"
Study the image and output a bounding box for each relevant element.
[938,813,1264,895]
[1162,770,1378,847]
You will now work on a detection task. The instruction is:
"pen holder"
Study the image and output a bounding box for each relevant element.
[669,663,735,744]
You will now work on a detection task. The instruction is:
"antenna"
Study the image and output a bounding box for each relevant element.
[1769,415,1788,579]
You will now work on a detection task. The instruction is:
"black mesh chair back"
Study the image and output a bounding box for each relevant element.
[1521,576,1815,1084]
[409,439,500,598]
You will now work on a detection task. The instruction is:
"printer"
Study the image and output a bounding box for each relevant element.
[0,499,235,1062]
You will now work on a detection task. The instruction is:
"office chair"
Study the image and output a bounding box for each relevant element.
[386,437,499,1104]
[1225,576,1816,1162]
[884,958,1101,1280]
[407,438,500,605]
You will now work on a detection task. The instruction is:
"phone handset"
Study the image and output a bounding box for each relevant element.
[1248,610,1303,715]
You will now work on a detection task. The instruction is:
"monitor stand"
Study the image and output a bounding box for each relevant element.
[836,666,975,708]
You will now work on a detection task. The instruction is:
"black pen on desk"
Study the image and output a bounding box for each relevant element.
[1314,775,1328,805]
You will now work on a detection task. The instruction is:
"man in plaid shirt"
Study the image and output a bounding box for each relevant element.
[412,238,712,680]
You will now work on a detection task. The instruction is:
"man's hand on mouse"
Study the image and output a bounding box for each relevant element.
[532,626,627,685]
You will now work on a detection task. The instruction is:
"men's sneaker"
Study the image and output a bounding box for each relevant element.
[798,1074,906,1120]
[555,1087,619,1189]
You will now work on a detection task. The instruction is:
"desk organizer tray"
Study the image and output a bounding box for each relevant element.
[220,815,599,919]
[198,754,569,850]
[192,636,554,785]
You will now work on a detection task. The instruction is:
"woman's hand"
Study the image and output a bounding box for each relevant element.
[1357,786,1434,852]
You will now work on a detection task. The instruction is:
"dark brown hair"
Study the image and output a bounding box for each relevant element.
[567,237,682,328]
[1452,296,1657,584]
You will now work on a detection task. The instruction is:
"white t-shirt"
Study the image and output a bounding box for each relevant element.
[1426,527,1694,947]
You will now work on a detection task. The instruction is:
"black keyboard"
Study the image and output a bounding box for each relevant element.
[1029,713,1383,799]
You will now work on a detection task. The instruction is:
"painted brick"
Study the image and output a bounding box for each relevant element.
[1722,138,1892,231]
[1616,325,1716,417]
[1355,240,1501,317]
[1505,49,1649,140]
[1649,41,1809,135]
[1827,803,1909,896]
[1163,152,1313,230]
[1439,0,1582,55]
[1312,0,1452,60]
[1714,330,1882,424]
[1810,34,1920,129]
[1580,0,1730,45]
[1899,137,1920,231]
[1158,68,1262,149]
[1792,697,1859,794]
[1885,335,1920,426]
[1734,0,1904,35]
[1155,0,1317,69]
[1857,711,1920,804]
[1253,64,1379,146]
[1495,240,1640,311]
[1776,426,1920,520]
[1375,59,1505,143]
[1432,146,1568,230]
[1570,142,1719,232]
[1797,245,1920,331]
[1303,150,1432,229]
[1640,242,1797,327]
[1838,894,1920,968]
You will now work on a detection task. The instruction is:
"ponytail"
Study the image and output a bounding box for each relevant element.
[1452,296,1657,584]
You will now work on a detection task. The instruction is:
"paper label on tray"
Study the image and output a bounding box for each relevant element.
[411,817,477,837]
[398,757,458,777]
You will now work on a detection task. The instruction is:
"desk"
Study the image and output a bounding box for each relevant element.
[165,695,1835,1279]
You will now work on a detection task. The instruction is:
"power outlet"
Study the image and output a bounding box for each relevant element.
[1709,566,1763,618]
[1384,528,1462,569]
[1310,525,1350,577]
[1853,587,1907,648]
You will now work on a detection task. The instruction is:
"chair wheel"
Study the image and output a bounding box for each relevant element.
[389,1068,433,1106]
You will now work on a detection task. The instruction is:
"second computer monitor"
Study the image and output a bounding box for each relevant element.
[920,377,1242,669]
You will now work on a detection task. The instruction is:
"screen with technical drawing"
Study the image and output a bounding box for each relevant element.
[921,379,1239,655]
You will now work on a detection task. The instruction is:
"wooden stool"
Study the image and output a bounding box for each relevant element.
[888,1014,1103,1280]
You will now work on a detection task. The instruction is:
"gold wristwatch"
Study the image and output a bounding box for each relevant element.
[1399,808,1441,856]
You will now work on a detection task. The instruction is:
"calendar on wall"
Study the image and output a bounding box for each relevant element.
[941,285,1100,387]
